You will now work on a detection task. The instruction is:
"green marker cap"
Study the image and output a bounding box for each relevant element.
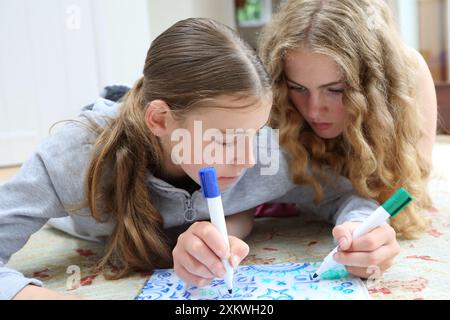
[382,187,413,217]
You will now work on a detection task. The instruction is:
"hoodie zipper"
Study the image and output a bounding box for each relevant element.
[184,197,195,222]
[148,176,198,222]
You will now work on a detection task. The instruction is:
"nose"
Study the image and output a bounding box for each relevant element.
[305,93,325,120]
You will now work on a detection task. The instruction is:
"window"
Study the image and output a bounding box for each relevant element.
[235,0,272,27]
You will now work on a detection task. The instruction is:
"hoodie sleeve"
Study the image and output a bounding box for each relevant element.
[0,99,118,299]
[0,152,68,299]
[272,174,379,225]
[0,114,103,300]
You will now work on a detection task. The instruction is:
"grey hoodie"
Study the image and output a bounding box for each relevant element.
[0,98,378,299]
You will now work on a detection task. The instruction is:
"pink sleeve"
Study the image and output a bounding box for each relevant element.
[254,203,298,218]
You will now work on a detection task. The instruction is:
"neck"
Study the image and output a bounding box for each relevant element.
[158,136,186,180]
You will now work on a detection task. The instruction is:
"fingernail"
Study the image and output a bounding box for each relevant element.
[217,266,226,278]
[231,255,240,268]
[333,252,340,263]
[338,237,348,249]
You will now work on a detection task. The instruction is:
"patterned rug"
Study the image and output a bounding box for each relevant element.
[6,137,450,300]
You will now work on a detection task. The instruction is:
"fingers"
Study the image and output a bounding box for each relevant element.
[173,244,216,279]
[332,222,400,279]
[334,241,400,268]
[173,262,212,287]
[333,222,397,251]
[346,258,395,279]
[228,236,250,268]
[349,224,396,252]
[190,222,229,259]
[173,221,251,287]
[177,223,227,278]
[332,222,360,250]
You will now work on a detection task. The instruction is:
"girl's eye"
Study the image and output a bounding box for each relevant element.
[328,88,344,94]
[287,84,306,93]
[214,136,234,146]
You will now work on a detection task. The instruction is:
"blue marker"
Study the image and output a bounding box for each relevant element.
[199,167,234,294]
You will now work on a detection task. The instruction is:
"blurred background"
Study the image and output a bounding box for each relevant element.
[0,0,449,169]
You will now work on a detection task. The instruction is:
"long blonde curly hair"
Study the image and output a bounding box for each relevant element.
[259,0,432,239]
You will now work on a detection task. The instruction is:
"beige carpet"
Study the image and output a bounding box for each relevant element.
[4,136,450,299]
[0,166,20,183]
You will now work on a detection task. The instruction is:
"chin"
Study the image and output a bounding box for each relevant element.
[218,180,238,191]
[314,131,341,140]
[218,181,232,190]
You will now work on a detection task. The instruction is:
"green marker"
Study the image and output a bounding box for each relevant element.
[313,188,413,279]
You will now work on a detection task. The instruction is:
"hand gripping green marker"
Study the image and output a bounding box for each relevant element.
[313,188,413,279]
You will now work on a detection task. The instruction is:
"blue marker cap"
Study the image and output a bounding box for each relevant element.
[199,167,220,198]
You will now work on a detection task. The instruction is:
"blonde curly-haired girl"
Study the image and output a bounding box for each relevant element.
[259,0,437,278]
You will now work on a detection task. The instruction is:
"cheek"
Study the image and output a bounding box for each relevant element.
[288,92,308,115]
[177,143,231,183]
[327,98,348,133]
[332,100,347,124]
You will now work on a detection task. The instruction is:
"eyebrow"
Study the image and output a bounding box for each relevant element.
[285,77,344,89]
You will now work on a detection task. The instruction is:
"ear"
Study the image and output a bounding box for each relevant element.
[145,100,174,137]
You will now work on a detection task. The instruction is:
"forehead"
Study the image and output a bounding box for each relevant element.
[184,94,272,130]
[284,48,342,83]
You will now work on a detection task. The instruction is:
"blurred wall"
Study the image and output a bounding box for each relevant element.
[0,0,237,166]
[91,0,152,88]
[148,0,236,41]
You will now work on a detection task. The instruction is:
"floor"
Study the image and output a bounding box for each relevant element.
[0,166,20,183]
[2,135,450,300]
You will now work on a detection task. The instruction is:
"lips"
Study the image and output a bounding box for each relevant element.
[311,122,333,131]
[218,176,240,182]
[217,175,244,186]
